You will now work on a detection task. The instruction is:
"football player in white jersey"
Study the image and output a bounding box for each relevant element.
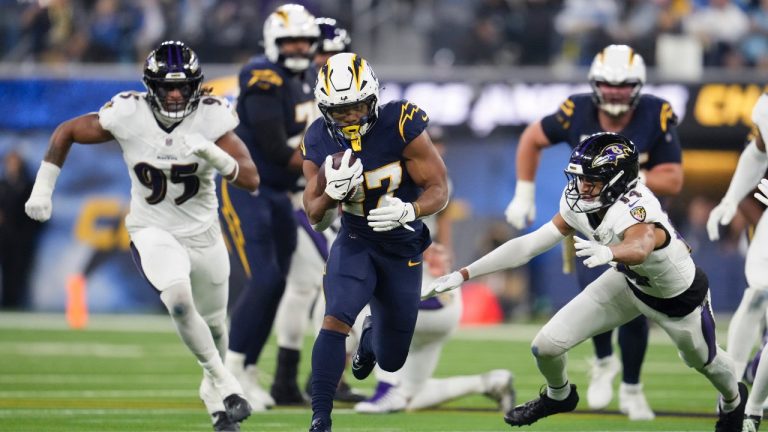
[24,41,259,432]
[707,94,768,432]
[426,133,746,431]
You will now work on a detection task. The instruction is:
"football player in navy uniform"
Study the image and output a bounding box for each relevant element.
[271,16,364,405]
[219,3,320,411]
[24,41,260,432]
[429,133,746,432]
[504,44,683,420]
[301,53,449,432]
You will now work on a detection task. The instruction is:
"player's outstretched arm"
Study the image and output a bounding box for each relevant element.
[505,120,551,229]
[215,131,259,192]
[25,113,114,222]
[422,214,570,299]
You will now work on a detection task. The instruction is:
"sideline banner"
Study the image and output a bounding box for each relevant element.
[2,78,764,149]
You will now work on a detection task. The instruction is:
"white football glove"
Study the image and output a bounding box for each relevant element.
[367,195,416,232]
[706,200,738,241]
[25,161,61,222]
[184,133,237,177]
[324,149,363,201]
[421,271,464,300]
[573,236,614,268]
[756,178,768,207]
[505,180,535,229]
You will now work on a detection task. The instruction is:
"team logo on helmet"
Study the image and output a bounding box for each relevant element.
[630,206,647,222]
[591,144,632,168]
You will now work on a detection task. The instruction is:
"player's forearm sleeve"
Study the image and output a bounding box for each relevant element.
[466,221,565,279]
[722,140,768,203]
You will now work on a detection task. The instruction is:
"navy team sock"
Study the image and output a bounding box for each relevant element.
[311,329,347,422]
[592,330,614,359]
[618,315,649,384]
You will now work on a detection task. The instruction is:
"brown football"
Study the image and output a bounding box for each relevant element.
[316,151,359,195]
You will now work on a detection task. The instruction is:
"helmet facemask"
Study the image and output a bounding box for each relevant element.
[319,95,378,145]
[276,36,318,73]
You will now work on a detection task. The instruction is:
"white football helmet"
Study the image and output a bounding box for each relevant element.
[315,53,380,144]
[588,45,646,117]
[263,4,320,72]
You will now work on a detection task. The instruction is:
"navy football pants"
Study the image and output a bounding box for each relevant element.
[220,181,297,365]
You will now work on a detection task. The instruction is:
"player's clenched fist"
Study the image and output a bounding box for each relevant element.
[324,149,363,201]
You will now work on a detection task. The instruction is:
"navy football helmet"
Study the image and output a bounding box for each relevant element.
[143,41,204,122]
[564,132,639,213]
[316,17,351,54]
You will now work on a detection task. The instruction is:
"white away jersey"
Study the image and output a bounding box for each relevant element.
[98,92,238,237]
[559,182,696,299]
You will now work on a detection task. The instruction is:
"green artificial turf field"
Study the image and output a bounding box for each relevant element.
[0,312,728,431]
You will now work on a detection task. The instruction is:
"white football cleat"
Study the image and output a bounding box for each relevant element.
[586,355,620,409]
[223,354,269,411]
[482,369,516,412]
[199,371,226,414]
[618,383,655,421]
[354,382,407,414]
[245,365,276,408]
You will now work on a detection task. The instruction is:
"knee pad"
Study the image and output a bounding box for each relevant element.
[160,282,194,319]
[531,328,567,359]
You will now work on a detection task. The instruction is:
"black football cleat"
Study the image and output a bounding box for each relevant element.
[335,380,367,403]
[309,417,332,432]
[351,315,376,380]
[223,394,252,423]
[504,384,579,427]
[211,411,239,432]
[715,382,748,432]
[271,381,308,406]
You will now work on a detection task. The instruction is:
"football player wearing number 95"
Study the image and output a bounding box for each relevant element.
[24,41,259,432]
[426,133,746,432]
[301,52,449,432]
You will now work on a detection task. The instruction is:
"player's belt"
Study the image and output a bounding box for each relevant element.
[625,267,708,318]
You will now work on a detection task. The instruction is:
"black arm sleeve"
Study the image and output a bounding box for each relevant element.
[241,90,294,165]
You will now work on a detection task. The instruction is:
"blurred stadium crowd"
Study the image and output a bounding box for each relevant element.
[3,0,768,69]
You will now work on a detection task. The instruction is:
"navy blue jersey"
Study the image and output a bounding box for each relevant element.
[235,55,317,191]
[302,99,431,257]
[541,93,682,169]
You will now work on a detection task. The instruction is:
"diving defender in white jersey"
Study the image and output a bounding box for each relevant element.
[425,132,746,432]
[24,41,259,432]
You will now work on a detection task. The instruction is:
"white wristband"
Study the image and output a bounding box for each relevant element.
[30,161,61,198]
[515,180,535,201]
